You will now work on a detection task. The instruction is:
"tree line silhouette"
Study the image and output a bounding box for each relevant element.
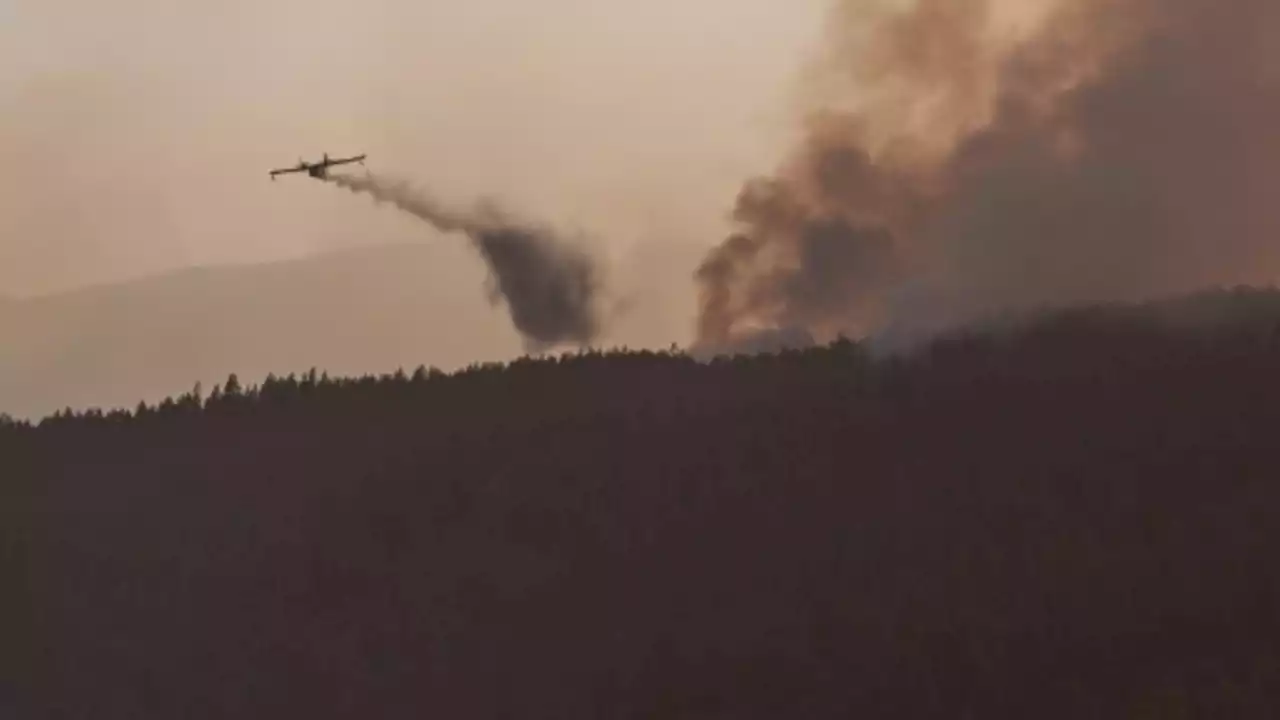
[7,288,1280,717]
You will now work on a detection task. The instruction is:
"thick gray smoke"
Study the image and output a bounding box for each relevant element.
[696,0,1280,353]
[326,172,602,351]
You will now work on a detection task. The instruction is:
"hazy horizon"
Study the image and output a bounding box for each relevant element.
[8,0,1280,416]
[2,0,837,416]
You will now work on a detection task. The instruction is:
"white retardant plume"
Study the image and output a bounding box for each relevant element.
[326,172,602,351]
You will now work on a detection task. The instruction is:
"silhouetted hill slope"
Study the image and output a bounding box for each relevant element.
[0,243,521,420]
[9,290,1280,718]
[986,285,1280,338]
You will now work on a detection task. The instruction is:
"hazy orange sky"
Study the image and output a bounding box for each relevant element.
[2,0,847,416]
[0,0,829,307]
[13,0,1273,418]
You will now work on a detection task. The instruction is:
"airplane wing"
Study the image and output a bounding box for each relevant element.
[325,154,366,167]
[269,166,307,178]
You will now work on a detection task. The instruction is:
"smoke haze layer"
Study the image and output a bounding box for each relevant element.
[327,172,602,351]
[695,0,1280,352]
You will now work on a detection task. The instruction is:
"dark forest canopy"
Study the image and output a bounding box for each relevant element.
[7,286,1280,718]
[6,284,1280,430]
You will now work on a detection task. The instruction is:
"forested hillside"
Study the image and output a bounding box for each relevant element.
[8,290,1280,718]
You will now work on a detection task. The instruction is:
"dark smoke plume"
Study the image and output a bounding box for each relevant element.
[696,0,1280,353]
[326,172,602,351]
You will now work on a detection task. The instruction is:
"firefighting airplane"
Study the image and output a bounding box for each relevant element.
[268,152,366,181]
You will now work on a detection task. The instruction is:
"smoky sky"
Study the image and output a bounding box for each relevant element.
[2,0,834,418]
[326,172,601,351]
[695,0,1280,351]
[0,0,825,308]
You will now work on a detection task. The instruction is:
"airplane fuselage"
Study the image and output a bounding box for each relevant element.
[269,152,366,181]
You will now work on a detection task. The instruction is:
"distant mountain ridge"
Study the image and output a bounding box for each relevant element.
[0,243,523,419]
[6,247,1280,421]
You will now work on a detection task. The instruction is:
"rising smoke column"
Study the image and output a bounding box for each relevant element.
[326,172,602,351]
[695,0,1280,352]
